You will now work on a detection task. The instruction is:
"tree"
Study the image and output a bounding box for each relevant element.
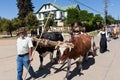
[2,19,14,36]
[79,10,94,32]
[0,17,3,32]
[25,12,39,30]
[16,0,34,26]
[66,8,80,25]
[43,12,55,32]
[43,18,54,27]
[106,15,115,25]
[87,13,94,21]
[79,10,89,21]
[92,14,103,30]
[12,18,22,30]
[0,18,8,32]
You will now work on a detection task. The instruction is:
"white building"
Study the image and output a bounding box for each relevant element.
[35,2,80,26]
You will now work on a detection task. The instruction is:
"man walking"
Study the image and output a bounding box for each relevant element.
[16,27,37,80]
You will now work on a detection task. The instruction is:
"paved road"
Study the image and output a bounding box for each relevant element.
[0,35,120,80]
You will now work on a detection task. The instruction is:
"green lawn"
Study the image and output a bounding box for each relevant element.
[89,31,98,36]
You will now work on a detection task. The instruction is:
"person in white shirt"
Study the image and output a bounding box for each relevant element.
[97,27,108,53]
[16,27,37,80]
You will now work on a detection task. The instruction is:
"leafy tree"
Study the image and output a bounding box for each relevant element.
[16,0,34,26]
[115,19,120,24]
[0,17,3,32]
[43,12,55,31]
[79,10,89,21]
[66,8,80,25]
[2,19,14,36]
[43,18,54,32]
[86,13,94,28]
[44,18,54,27]
[106,15,115,25]
[25,12,39,30]
[0,17,7,32]
[87,13,94,22]
[12,18,22,30]
[79,10,94,32]
[92,14,103,30]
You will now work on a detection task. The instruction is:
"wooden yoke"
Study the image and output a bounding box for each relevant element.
[32,37,74,49]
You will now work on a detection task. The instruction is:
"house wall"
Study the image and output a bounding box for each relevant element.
[56,11,61,19]
[36,4,63,21]
[64,12,67,18]
[35,3,79,26]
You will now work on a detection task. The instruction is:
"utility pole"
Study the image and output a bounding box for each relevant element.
[104,0,108,27]
[118,16,120,27]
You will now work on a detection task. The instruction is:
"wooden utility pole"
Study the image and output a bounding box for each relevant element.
[104,0,108,27]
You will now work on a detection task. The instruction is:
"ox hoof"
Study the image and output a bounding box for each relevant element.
[94,53,98,56]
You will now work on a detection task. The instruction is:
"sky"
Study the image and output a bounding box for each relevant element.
[0,0,120,20]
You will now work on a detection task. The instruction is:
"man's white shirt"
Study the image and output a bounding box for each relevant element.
[17,36,33,55]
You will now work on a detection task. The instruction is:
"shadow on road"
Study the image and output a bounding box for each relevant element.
[26,61,53,80]
[82,57,95,70]
[67,57,95,80]
[36,62,53,78]
[27,57,95,80]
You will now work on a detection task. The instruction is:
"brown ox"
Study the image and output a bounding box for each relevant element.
[57,34,96,78]
[111,27,120,38]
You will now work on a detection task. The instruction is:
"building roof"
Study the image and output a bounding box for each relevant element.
[35,2,80,13]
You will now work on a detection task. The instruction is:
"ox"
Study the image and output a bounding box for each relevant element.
[111,26,120,38]
[33,32,64,68]
[57,34,97,78]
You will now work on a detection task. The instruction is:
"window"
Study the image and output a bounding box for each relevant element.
[54,12,56,19]
[61,12,64,17]
[60,12,62,17]
[39,13,41,18]
[44,13,49,18]
[45,5,47,9]
[48,4,50,9]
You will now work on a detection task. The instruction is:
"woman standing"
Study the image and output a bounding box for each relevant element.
[97,27,108,53]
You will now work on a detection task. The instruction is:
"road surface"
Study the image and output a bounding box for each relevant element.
[0,35,120,80]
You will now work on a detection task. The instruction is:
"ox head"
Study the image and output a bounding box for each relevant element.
[55,42,74,64]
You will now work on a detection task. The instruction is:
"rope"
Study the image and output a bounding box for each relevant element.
[24,0,57,79]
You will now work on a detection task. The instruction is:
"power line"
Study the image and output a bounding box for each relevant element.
[69,0,104,15]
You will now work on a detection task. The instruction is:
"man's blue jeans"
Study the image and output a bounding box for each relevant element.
[16,54,36,80]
